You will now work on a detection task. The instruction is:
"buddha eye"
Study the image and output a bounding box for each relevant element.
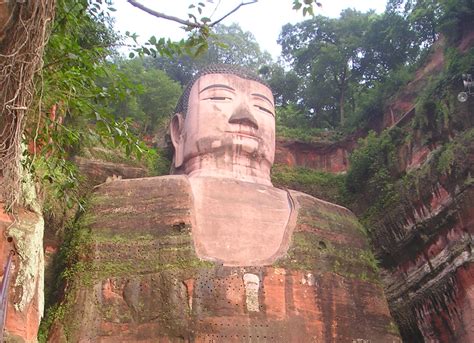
[254,105,274,116]
[205,96,232,101]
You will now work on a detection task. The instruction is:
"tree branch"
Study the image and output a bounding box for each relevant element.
[126,0,258,29]
[209,0,258,27]
[127,0,201,28]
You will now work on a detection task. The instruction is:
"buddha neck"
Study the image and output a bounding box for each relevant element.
[182,154,273,186]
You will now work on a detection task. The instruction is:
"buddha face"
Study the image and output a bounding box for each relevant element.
[171,73,276,179]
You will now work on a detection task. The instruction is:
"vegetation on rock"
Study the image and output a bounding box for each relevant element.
[272,164,347,205]
[1,0,473,341]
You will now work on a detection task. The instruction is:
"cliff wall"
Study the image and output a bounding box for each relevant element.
[345,32,474,341]
[272,29,474,342]
[274,137,356,174]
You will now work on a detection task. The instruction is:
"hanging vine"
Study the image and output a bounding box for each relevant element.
[0,1,55,210]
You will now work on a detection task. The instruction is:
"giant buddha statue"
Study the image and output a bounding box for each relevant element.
[50,65,400,342]
[170,65,294,266]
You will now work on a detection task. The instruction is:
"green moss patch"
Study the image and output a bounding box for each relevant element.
[275,232,379,283]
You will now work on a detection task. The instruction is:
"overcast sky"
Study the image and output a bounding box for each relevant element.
[113,0,387,59]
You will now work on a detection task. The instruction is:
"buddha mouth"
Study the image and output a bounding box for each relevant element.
[225,129,260,140]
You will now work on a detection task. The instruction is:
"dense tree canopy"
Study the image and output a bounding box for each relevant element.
[386,0,474,43]
[106,58,182,135]
[278,8,418,127]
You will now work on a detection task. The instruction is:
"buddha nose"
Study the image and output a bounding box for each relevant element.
[228,103,259,130]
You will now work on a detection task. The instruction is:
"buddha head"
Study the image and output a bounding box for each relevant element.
[170,65,275,185]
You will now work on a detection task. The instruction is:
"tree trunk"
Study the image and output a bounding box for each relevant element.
[0,1,55,209]
[339,85,345,125]
[338,66,348,125]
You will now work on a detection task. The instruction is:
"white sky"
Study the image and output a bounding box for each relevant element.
[113,0,387,59]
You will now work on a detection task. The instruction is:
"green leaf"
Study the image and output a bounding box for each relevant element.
[194,42,208,57]
[293,1,302,10]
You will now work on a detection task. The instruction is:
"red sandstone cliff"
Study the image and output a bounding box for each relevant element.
[274,136,358,174]
[272,27,474,342]
[350,32,474,342]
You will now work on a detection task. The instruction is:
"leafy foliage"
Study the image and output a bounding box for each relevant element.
[278,9,419,128]
[386,0,474,44]
[261,64,300,106]
[345,128,403,197]
[292,0,323,16]
[202,23,272,68]
[343,45,473,245]
[276,104,310,129]
[26,0,157,208]
[104,57,182,135]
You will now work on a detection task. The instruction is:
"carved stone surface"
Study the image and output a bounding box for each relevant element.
[190,176,294,266]
[73,156,148,186]
[171,72,276,185]
[49,176,399,342]
[49,67,399,342]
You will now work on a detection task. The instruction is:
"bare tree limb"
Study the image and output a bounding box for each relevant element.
[209,0,258,27]
[127,0,201,28]
[126,0,258,29]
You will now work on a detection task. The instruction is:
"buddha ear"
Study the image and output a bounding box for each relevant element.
[170,113,184,168]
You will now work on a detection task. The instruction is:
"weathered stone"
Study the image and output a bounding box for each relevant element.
[48,176,399,342]
[73,156,148,186]
[190,176,294,266]
[275,138,356,174]
[0,204,44,343]
[47,67,400,342]
[383,186,474,342]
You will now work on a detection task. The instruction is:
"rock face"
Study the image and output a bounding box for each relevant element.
[358,93,473,342]
[363,29,474,340]
[73,156,148,185]
[380,38,446,131]
[49,176,399,342]
[275,138,355,174]
[0,203,44,342]
[377,177,474,342]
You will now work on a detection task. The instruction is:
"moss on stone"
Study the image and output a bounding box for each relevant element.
[387,320,401,336]
[38,211,95,342]
[91,232,156,243]
[92,252,214,280]
[296,197,367,237]
[274,231,379,282]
